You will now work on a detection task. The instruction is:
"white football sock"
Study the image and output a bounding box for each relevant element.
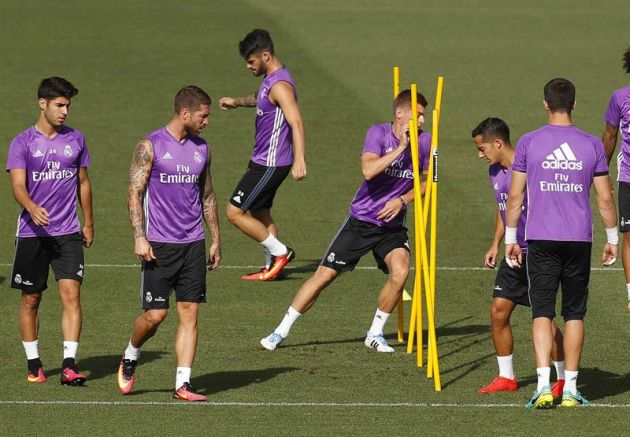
[536,366,551,392]
[497,355,514,380]
[367,309,390,336]
[275,306,302,338]
[553,360,565,380]
[264,248,273,269]
[22,340,40,360]
[564,370,578,394]
[63,341,79,359]
[124,341,142,361]
[176,367,192,390]
[626,283,630,301]
[261,234,287,257]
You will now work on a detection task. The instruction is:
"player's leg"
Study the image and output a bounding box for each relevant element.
[550,322,566,397]
[618,182,630,309]
[251,208,277,272]
[20,292,46,382]
[623,231,630,309]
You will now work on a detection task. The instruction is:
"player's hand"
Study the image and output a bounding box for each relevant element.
[82,224,94,248]
[484,245,499,269]
[399,123,410,149]
[219,97,237,110]
[504,243,522,269]
[602,242,618,266]
[292,160,307,181]
[28,204,49,226]
[377,197,405,222]
[207,242,221,271]
[135,236,156,262]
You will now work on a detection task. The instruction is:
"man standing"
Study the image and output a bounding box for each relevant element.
[6,77,93,385]
[260,90,428,353]
[601,46,630,309]
[505,78,618,408]
[472,118,564,396]
[116,86,221,402]
[220,28,306,281]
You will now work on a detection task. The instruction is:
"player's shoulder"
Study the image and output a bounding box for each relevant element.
[418,129,432,143]
[366,122,390,136]
[611,84,630,100]
[188,134,208,149]
[10,126,36,146]
[59,125,86,141]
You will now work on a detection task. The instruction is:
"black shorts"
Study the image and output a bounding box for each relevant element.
[493,253,530,307]
[10,232,84,293]
[230,161,291,211]
[320,216,410,274]
[619,182,630,232]
[526,240,591,321]
[140,240,207,309]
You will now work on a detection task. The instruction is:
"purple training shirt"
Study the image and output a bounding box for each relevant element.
[603,85,630,182]
[252,66,296,167]
[144,128,208,243]
[350,123,431,229]
[512,124,608,242]
[6,125,91,237]
[489,163,528,251]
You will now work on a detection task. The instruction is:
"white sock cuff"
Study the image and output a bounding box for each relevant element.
[497,355,514,379]
[22,340,40,360]
[176,367,192,390]
[63,341,79,359]
[261,234,287,257]
[288,306,302,317]
[124,341,142,361]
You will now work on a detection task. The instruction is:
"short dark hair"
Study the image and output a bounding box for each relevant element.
[393,89,428,113]
[544,78,575,114]
[471,117,510,143]
[623,46,630,74]
[174,86,211,114]
[239,29,274,58]
[37,77,78,100]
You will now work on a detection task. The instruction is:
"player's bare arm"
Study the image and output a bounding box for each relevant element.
[602,123,620,164]
[594,174,619,266]
[485,210,504,269]
[269,81,307,181]
[200,151,221,271]
[218,94,257,110]
[504,170,526,268]
[9,168,49,226]
[362,125,410,181]
[377,188,414,222]
[77,167,94,248]
[128,138,155,262]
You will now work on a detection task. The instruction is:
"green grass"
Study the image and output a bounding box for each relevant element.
[1,0,630,435]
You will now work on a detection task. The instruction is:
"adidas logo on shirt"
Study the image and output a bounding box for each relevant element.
[542,142,582,170]
[493,182,499,190]
[162,152,173,160]
[33,149,44,158]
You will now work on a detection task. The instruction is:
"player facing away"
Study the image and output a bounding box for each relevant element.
[601,46,630,310]
[260,90,429,353]
[6,77,93,386]
[220,29,306,281]
[472,118,565,396]
[505,78,618,409]
[116,86,221,402]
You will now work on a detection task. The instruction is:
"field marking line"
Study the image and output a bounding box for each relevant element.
[0,400,629,408]
[0,263,622,272]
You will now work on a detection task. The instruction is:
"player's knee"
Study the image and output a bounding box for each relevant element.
[314,266,338,285]
[144,309,168,326]
[21,293,42,311]
[388,266,409,288]
[490,304,510,326]
[226,204,244,224]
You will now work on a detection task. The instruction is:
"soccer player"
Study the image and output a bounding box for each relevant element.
[219,28,306,281]
[260,89,429,353]
[505,78,618,408]
[472,118,565,396]
[601,46,630,309]
[116,86,221,402]
[6,77,93,386]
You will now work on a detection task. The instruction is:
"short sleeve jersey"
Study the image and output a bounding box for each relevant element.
[489,163,528,251]
[251,66,297,167]
[349,123,431,229]
[6,125,91,237]
[144,128,208,243]
[603,85,630,182]
[512,124,608,242]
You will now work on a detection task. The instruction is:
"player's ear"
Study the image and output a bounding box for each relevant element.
[543,100,549,111]
[395,107,403,120]
[181,108,190,121]
[38,98,47,111]
[572,100,576,110]
[493,138,503,149]
[262,51,271,62]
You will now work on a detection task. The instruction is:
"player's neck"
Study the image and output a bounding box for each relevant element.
[34,116,61,138]
[264,58,283,76]
[547,112,573,126]
[165,119,188,142]
[500,146,515,170]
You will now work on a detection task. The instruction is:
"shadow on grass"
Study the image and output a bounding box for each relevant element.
[192,367,299,395]
[0,276,5,285]
[284,259,322,275]
[573,367,630,400]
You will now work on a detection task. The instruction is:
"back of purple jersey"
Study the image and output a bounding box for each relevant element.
[6,126,91,237]
[252,66,296,167]
[512,125,608,242]
[603,85,630,182]
[350,123,431,228]
[144,128,208,243]
[489,163,527,251]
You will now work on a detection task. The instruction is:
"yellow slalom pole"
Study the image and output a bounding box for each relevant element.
[394,66,405,344]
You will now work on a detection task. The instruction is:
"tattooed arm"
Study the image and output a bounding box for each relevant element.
[218,93,257,110]
[128,138,155,262]
[200,149,221,270]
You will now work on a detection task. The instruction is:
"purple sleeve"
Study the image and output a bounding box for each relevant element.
[593,137,609,174]
[5,136,26,171]
[603,92,620,127]
[420,133,431,172]
[362,125,384,156]
[512,135,529,173]
[78,133,91,168]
